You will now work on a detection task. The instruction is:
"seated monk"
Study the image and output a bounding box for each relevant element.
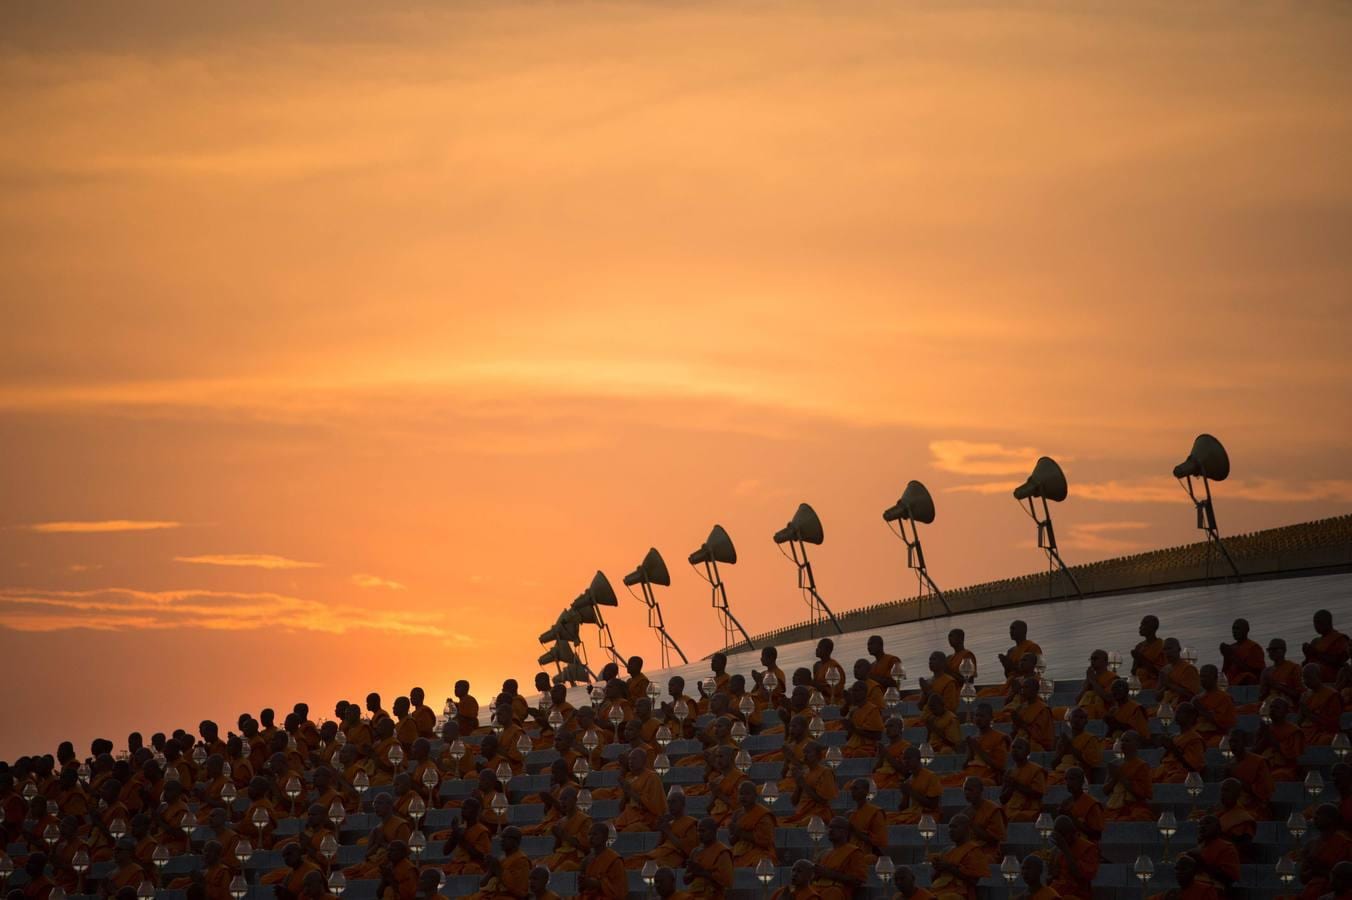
[772,859,819,900]
[812,817,870,900]
[624,788,697,871]
[871,717,912,789]
[763,715,811,793]
[1001,738,1048,824]
[1191,666,1237,746]
[1050,708,1102,785]
[577,821,627,900]
[104,838,156,895]
[785,742,838,825]
[1303,609,1351,684]
[812,639,849,707]
[453,681,481,737]
[915,694,962,757]
[958,776,1006,857]
[676,714,734,773]
[845,778,887,860]
[601,720,653,772]
[1155,639,1200,712]
[1181,815,1240,895]
[999,621,1043,682]
[1298,663,1344,745]
[369,718,404,787]
[945,629,978,686]
[472,825,531,900]
[527,760,581,836]
[1148,855,1218,900]
[1244,637,1304,714]
[441,797,492,877]
[1130,615,1168,692]
[729,780,777,868]
[1062,650,1116,721]
[345,793,413,879]
[489,704,527,774]
[895,866,936,900]
[625,656,651,705]
[1103,732,1153,821]
[704,745,748,825]
[1222,728,1273,818]
[377,840,418,900]
[1047,814,1099,900]
[1102,679,1149,744]
[1009,679,1054,753]
[278,803,338,870]
[596,681,635,744]
[613,749,668,833]
[697,652,733,715]
[1152,702,1206,784]
[659,676,698,739]
[761,689,811,741]
[1253,697,1305,782]
[167,839,232,899]
[259,842,323,894]
[1296,804,1352,900]
[1197,779,1255,859]
[867,635,902,689]
[1054,767,1104,842]
[944,703,1007,787]
[535,787,592,873]
[840,681,884,758]
[683,816,734,897]
[1321,762,1352,827]
[1218,618,1264,687]
[909,652,959,714]
[1016,855,1057,900]
[928,814,989,900]
[888,745,943,825]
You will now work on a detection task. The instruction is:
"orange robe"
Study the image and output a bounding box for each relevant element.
[1305,630,1351,682]
[1192,837,1240,891]
[945,729,1008,787]
[685,841,734,897]
[847,803,887,856]
[1254,659,1303,708]
[412,704,436,739]
[537,812,592,872]
[871,739,912,789]
[1132,638,1166,690]
[1069,670,1117,720]
[473,849,530,900]
[785,763,837,824]
[1148,886,1217,900]
[613,769,667,832]
[1221,639,1264,686]
[812,843,869,900]
[814,659,849,706]
[578,847,626,900]
[260,861,323,892]
[946,650,977,682]
[888,767,943,825]
[1048,834,1099,899]
[625,815,697,871]
[966,798,1007,854]
[455,695,481,736]
[1063,791,1105,838]
[1227,753,1274,814]
[1104,699,1149,741]
[1003,761,1047,823]
[1193,689,1237,745]
[705,768,748,824]
[1104,758,1152,821]
[1152,728,1205,783]
[1260,720,1305,781]
[930,841,989,900]
[441,821,492,876]
[1300,685,1343,744]
[922,711,962,755]
[1159,662,1201,709]
[730,804,777,867]
[869,654,901,683]
[344,815,413,879]
[1051,732,1102,783]
[842,701,884,758]
[1012,699,1054,752]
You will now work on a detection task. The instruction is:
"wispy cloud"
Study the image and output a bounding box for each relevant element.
[929,441,1041,477]
[1060,521,1152,552]
[351,574,406,591]
[19,520,182,534]
[0,587,448,637]
[950,477,1352,504]
[175,554,321,570]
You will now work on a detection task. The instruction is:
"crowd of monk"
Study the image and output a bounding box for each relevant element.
[1,609,1349,900]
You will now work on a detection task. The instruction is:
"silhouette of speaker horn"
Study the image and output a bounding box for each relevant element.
[623,548,671,587]
[688,524,737,566]
[538,640,579,667]
[539,615,581,646]
[1172,433,1230,482]
[1012,456,1068,503]
[553,662,591,685]
[571,570,618,612]
[774,503,824,545]
[884,480,936,524]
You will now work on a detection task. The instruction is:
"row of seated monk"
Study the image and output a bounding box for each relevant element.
[1,609,1348,900]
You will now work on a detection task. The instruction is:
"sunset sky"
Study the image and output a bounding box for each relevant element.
[2,1,1351,760]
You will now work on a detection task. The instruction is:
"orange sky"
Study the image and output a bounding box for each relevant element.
[2,1,1351,760]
